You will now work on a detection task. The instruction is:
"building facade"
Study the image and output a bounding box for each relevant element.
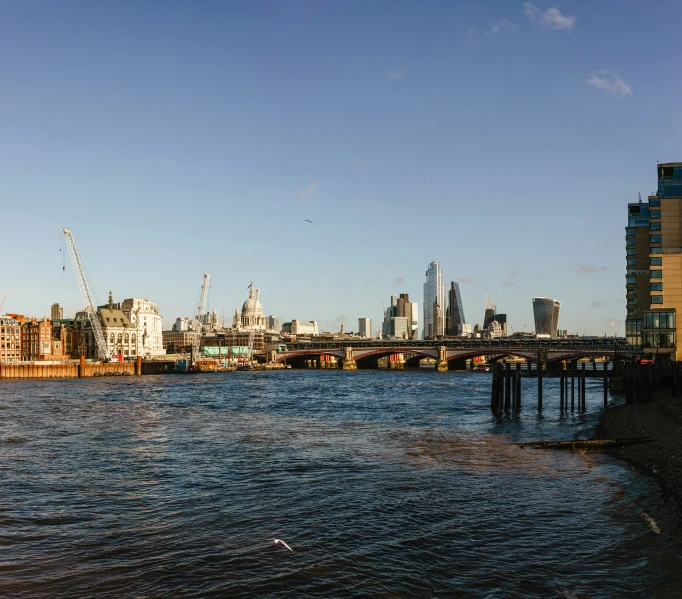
[626,163,682,360]
[358,318,372,338]
[423,261,445,339]
[533,297,561,337]
[446,282,465,336]
[119,298,165,357]
[483,295,496,330]
[281,320,319,336]
[0,316,22,362]
[21,318,65,361]
[51,303,63,321]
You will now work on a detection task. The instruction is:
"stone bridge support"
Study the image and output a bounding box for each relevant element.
[342,347,357,370]
[437,346,448,372]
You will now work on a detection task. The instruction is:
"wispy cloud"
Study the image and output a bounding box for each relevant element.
[501,280,515,288]
[523,3,575,30]
[590,300,605,309]
[350,159,368,172]
[333,315,347,324]
[586,70,632,100]
[486,20,518,35]
[575,264,609,274]
[455,277,474,285]
[388,68,406,81]
[298,181,319,199]
[463,26,475,45]
[391,277,404,288]
[604,318,621,329]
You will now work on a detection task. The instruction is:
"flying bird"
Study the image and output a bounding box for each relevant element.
[271,538,293,552]
[305,219,314,225]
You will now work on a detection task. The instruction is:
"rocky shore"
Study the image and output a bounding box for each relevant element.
[595,389,682,534]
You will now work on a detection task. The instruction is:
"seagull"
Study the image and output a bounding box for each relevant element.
[305,219,314,225]
[271,538,293,552]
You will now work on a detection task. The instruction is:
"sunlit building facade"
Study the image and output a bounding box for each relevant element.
[423,261,445,339]
[533,297,560,337]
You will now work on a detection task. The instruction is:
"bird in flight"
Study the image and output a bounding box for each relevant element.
[305,219,314,225]
[271,538,293,552]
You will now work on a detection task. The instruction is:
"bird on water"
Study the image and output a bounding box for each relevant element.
[270,538,293,551]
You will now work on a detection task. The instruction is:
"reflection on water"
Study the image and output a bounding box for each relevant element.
[1,371,680,598]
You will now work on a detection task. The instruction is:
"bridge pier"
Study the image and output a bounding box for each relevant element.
[342,347,357,370]
[436,346,448,372]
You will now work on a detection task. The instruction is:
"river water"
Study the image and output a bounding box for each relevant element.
[1,371,681,598]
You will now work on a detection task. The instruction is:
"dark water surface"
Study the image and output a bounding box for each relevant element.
[1,371,681,598]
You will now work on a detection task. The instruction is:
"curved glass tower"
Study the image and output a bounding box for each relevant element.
[533,297,560,337]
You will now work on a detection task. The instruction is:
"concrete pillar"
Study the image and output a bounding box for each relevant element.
[136,355,142,375]
[342,347,357,370]
[79,355,85,378]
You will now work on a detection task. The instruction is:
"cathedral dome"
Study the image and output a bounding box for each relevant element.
[242,284,264,317]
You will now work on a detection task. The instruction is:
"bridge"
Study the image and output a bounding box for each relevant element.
[273,337,627,370]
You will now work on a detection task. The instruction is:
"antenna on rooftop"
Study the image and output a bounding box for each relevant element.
[638,191,642,203]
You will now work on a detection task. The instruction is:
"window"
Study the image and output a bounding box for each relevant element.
[627,258,637,266]
[626,277,636,284]
[650,223,661,231]
[645,311,676,329]
[627,248,636,256]
[650,210,661,219]
[650,235,662,243]
[627,239,636,246]
[627,298,636,305]
[649,198,661,207]
[627,268,637,275]
[651,283,663,291]
[651,296,663,304]
[651,270,662,279]
[651,257,662,266]
[651,247,662,254]
[626,228,635,236]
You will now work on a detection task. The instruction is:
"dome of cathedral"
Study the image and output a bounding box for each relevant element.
[241,284,264,317]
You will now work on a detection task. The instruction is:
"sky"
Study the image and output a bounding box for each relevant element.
[1,0,681,336]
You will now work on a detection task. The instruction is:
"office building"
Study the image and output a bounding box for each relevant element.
[533,297,561,337]
[358,318,372,338]
[119,298,165,356]
[446,282,465,335]
[383,294,418,339]
[423,261,445,339]
[50,303,63,321]
[483,295,496,330]
[267,315,280,332]
[0,315,22,362]
[493,313,507,337]
[281,320,319,336]
[626,163,682,360]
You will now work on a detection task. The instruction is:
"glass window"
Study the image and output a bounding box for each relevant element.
[627,248,636,256]
[651,295,663,304]
[626,239,636,246]
[626,228,635,236]
[650,223,661,231]
[627,298,636,305]
[650,257,662,266]
[649,198,661,207]
[626,277,636,284]
[651,270,662,278]
[650,235,662,243]
[627,258,636,266]
[651,283,663,291]
[627,268,637,275]
[650,210,661,219]
[651,247,662,254]
[627,308,637,316]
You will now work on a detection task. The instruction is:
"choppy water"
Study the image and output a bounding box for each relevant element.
[1,371,681,598]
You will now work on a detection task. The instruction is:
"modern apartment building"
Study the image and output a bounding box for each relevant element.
[50,303,63,321]
[625,163,682,360]
[423,261,445,339]
[533,297,561,337]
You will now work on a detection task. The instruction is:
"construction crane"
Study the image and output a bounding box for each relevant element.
[0,295,6,313]
[191,274,210,367]
[62,228,112,361]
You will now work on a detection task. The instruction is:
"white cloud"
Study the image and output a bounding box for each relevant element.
[576,264,610,273]
[606,318,621,329]
[463,26,475,46]
[586,70,632,100]
[388,68,406,81]
[486,20,518,35]
[455,277,474,285]
[391,277,404,288]
[298,181,319,199]
[523,3,575,30]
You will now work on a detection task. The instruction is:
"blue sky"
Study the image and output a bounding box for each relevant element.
[1,0,680,336]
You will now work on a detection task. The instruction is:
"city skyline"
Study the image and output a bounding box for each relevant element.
[1,2,681,335]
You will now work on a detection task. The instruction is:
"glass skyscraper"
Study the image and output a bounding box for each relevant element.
[533,297,561,337]
[423,261,445,339]
[446,282,465,335]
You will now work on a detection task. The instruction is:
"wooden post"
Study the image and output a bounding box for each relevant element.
[504,362,511,410]
[560,368,564,407]
[581,362,586,410]
[571,361,575,411]
[515,363,521,410]
[79,355,85,378]
[603,361,608,409]
[537,359,543,409]
[491,364,499,411]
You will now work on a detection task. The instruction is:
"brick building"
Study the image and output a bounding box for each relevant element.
[20,318,66,361]
[0,316,22,362]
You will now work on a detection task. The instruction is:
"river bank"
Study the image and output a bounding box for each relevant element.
[595,389,682,537]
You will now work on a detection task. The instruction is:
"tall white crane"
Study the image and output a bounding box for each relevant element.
[191,274,210,366]
[62,228,112,361]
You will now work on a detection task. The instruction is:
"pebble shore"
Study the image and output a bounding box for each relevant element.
[595,390,682,534]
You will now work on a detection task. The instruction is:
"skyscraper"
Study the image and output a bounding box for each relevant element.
[383,294,417,339]
[625,163,682,360]
[446,282,465,335]
[533,297,560,337]
[423,261,445,339]
[50,303,63,321]
[483,295,496,330]
[358,318,372,338]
